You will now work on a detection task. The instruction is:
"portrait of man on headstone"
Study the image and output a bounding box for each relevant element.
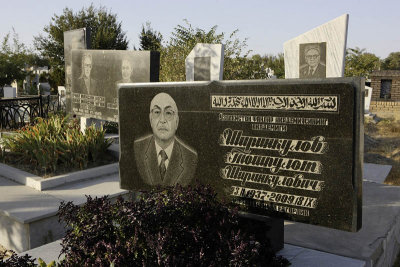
[116,59,134,84]
[194,56,211,81]
[134,92,198,187]
[299,42,326,79]
[77,53,97,95]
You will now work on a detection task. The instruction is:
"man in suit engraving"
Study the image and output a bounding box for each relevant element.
[134,92,198,187]
[116,59,134,84]
[299,44,326,79]
[77,53,97,95]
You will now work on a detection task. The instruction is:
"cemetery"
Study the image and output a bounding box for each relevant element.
[0,5,399,267]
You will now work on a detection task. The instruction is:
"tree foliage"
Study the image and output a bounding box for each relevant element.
[34,4,129,87]
[345,47,380,78]
[0,30,32,88]
[159,20,285,81]
[245,53,285,79]
[160,20,252,82]
[381,52,400,70]
[138,22,162,51]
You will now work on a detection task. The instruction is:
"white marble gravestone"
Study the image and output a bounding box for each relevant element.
[185,43,224,81]
[364,86,373,113]
[3,87,16,98]
[57,86,66,96]
[284,14,349,79]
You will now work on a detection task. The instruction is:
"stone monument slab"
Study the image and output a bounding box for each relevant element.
[71,50,159,121]
[185,43,224,81]
[364,86,372,113]
[363,163,391,184]
[284,14,349,79]
[118,78,363,232]
[38,82,51,95]
[3,87,16,98]
[63,28,90,113]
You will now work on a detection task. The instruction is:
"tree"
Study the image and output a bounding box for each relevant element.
[381,52,400,70]
[0,30,32,89]
[160,20,251,82]
[345,47,380,78]
[262,53,285,79]
[34,4,129,87]
[138,22,162,51]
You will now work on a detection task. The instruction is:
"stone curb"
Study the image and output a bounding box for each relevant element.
[0,162,119,191]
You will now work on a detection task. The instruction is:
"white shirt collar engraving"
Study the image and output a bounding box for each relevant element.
[155,139,174,168]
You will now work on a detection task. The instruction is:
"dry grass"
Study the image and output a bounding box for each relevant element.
[364,117,400,185]
[0,243,11,259]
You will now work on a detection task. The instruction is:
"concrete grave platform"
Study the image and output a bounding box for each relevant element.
[18,240,63,264]
[284,181,400,267]
[363,163,392,184]
[14,179,400,266]
[21,241,367,266]
[0,162,119,191]
[0,172,128,253]
[277,244,366,267]
[0,144,119,191]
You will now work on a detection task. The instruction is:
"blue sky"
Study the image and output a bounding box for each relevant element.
[1,0,398,58]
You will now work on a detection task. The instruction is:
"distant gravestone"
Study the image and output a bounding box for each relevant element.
[185,43,224,81]
[3,87,16,98]
[71,50,159,122]
[365,86,373,113]
[64,28,90,113]
[118,78,363,232]
[38,82,51,95]
[284,14,349,79]
[57,86,66,97]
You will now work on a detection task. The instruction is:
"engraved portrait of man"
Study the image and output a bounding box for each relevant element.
[116,59,134,84]
[77,53,97,95]
[299,43,326,79]
[134,92,198,187]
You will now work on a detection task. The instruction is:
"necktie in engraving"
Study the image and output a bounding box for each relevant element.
[159,150,168,180]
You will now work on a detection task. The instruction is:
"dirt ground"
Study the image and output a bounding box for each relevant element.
[365,116,400,265]
[364,116,400,185]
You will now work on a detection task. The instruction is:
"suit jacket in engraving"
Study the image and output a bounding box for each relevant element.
[134,135,198,187]
[299,63,326,79]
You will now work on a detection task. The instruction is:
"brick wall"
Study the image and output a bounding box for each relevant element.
[370,74,400,101]
[370,71,400,113]
[370,100,400,112]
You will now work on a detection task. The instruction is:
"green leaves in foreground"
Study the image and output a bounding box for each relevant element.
[1,115,112,174]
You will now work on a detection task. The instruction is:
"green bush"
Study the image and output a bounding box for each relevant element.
[1,115,112,173]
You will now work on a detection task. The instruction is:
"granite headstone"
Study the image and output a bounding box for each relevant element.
[71,50,159,122]
[284,14,349,79]
[185,43,224,81]
[63,28,90,113]
[118,78,363,232]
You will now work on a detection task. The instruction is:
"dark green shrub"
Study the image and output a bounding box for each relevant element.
[57,184,290,266]
[0,250,35,267]
[1,114,113,173]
